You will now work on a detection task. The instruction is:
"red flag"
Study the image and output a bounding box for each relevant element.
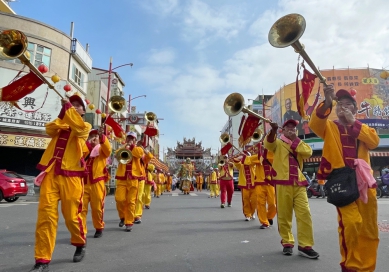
[220,142,232,155]
[0,71,44,101]
[238,115,260,148]
[296,62,317,120]
[105,115,125,138]
[144,126,158,137]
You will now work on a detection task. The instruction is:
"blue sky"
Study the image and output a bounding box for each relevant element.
[10,0,389,156]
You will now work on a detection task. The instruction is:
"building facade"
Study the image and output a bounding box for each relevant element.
[0,11,91,175]
[166,137,213,175]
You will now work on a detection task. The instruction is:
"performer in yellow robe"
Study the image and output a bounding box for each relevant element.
[166,173,172,192]
[81,128,111,238]
[134,150,153,224]
[30,95,91,271]
[208,168,218,198]
[243,144,276,228]
[143,164,155,209]
[233,152,257,221]
[196,173,204,192]
[115,131,145,232]
[309,86,379,271]
[264,119,318,259]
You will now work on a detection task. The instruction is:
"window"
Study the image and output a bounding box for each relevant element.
[6,42,52,68]
[72,64,85,88]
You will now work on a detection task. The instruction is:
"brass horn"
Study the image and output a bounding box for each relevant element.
[224,93,271,123]
[115,146,133,164]
[0,29,63,98]
[219,132,230,145]
[252,128,263,143]
[145,111,157,123]
[108,95,127,113]
[268,13,328,86]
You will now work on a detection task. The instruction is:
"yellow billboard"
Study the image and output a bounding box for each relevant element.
[0,132,51,149]
[264,67,389,135]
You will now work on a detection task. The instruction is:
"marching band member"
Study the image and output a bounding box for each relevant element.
[218,155,234,208]
[215,168,220,197]
[115,131,146,232]
[134,144,153,224]
[264,119,318,259]
[233,151,257,221]
[81,127,111,238]
[178,158,194,195]
[143,164,155,209]
[196,172,204,192]
[243,143,276,229]
[30,95,91,271]
[166,173,172,192]
[156,169,165,197]
[208,167,218,198]
[309,86,379,271]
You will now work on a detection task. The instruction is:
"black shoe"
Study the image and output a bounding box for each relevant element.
[282,247,293,256]
[268,219,273,226]
[94,230,103,238]
[134,218,142,224]
[73,245,86,262]
[29,263,49,272]
[145,205,150,209]
[125,225,132,232]
[119,218,124,227]
[298,247,319,259]
[227,203,232,207]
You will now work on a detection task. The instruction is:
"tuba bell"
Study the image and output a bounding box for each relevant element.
[0,29,63,98]
[224,93,271,123]
[219,132,230,145]
[268,13,328,86]
[145,111,157,123]
[252,128,263,143]
[108,95,127,113]
[115,146,133,164]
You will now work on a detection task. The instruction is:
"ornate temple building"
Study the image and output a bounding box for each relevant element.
[166,137,213,174]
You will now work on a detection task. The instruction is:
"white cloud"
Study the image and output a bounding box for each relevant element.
[139,0,180,16]
[135,0,389,154]
[147,48,176,65]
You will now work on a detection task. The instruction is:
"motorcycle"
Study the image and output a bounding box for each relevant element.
[376,178,389,198]
[306,179,327,198]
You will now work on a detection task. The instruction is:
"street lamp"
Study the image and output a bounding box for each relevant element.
[128,94,147,113]
[97,57,134,115]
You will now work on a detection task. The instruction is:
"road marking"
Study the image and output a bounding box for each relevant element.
[189,193,197,196]
[172,193,178,196]
[0,202,38,208]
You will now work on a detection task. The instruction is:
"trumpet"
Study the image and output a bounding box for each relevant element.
[268,13,328,87]
[224,93,271,123]
[115,146,133,164]
[0,29,63,98]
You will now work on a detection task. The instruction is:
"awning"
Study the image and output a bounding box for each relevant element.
[304,156,322,163]
[150,157,169,173]
[303,152,388,162]
[370,151,389,157]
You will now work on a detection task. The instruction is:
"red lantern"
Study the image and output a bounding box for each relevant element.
[96,109,102,114]
[85,99,90,105]
[38,64,48,74]
[349,89,357,96]
[63,84,72,92]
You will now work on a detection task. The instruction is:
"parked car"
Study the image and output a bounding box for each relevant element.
[233,170,240,191]
[0,170,28,202]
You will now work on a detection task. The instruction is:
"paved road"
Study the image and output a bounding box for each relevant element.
[0,190,388,272]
